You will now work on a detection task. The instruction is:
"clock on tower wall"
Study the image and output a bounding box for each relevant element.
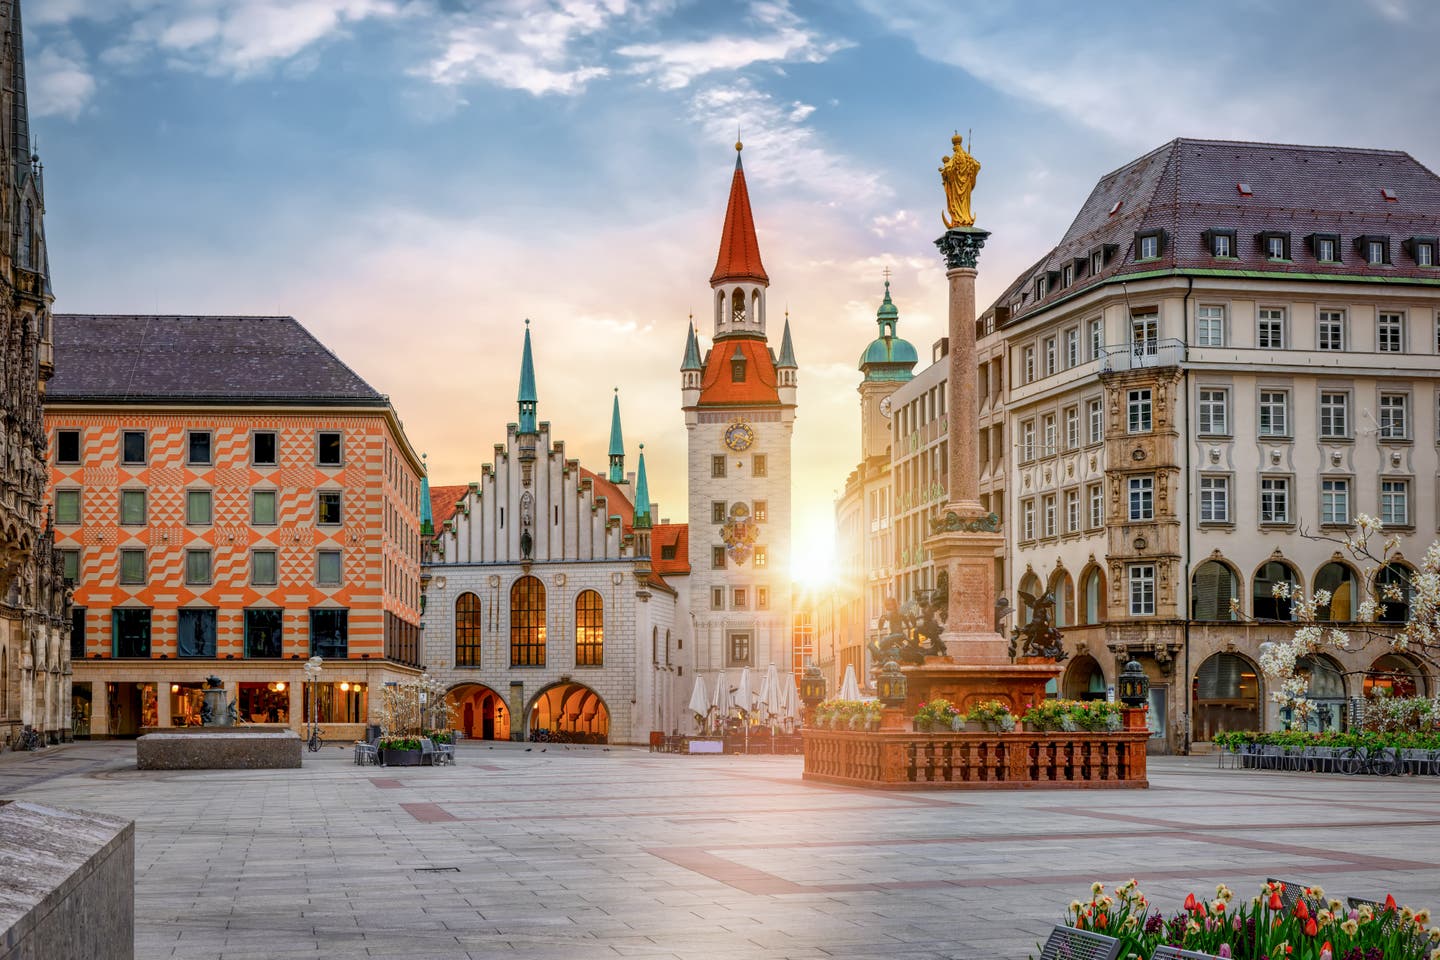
[723,418,755,452]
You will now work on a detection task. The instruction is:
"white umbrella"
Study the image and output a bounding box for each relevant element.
[710,669,731,732]
[734,667,754,718]
[686,675,709,733]
[760,663,783,721]
[838,663,862,701]
[779,672,799,722]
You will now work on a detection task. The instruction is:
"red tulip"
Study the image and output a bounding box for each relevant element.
[1185,894,1199,912]
[1295,900,1310,920]
[1096,912,1108,929]
[1385,895,1398,912]
[1305,918,1319,937]
[1269,893,1284,911]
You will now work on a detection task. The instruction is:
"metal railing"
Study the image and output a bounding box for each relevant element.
[1099,338,1185,373]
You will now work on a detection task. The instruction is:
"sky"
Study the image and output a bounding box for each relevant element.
[28,0,1440,582]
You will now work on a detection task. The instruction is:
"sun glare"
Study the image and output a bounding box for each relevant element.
[791,532,837,589]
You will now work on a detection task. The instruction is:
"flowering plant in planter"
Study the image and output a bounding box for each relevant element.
[1049,879,1440,960]
[966,699,1016,731]
[913,698,961,730]
[850,700,883,730]
[816,699,872,729]
[1068,699,1124,732]
[379,737,420,751]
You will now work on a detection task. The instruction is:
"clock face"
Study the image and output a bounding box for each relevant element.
[723,420,755,452]
[879,396,893,419]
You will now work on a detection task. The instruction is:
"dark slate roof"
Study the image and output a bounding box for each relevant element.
[992,139,1440,324]
[49,315,387,405]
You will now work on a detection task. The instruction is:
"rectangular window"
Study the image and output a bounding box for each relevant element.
[1044,337,1058,376]
[1131,314,1158,355]
[1065,328,1080,368]
[252,549,278,586]
[1128,564,1156,616]
[1321,478,1350,525]
[253,490,277,526]
[1368,240,1386,265]
[1417,242,1434,267]
[711,455,726,478]
[1258,308,1286,349]
[317,550,342,586]
[185,549,213,585]
[60,548,80,585]
[1317,237,1336,263]
[317,490,342,525]
[1042,493,1057,538]
[1020,419,1035,461]
[245,608,283,658]
[122,430,146,465]
[1379,393,1409,439]
[1064,406,1080,450]
[55,489,80,525]
[757,587,769,609]
[1317,310,1345,351]
[120,548,146,585]
[1197,305,1225,346]
[1259,391,1289,437]
[318,431,342,466]
[754,546,768,568]
[752,500,768,522]
[120,489,147,526]
[1128,476,1154,521]
[727,632,751,667]
[1087,483,1104,528]
[1127,389,1152,433]
[1064,489,1080,533]
[55,429,80,464]
[1319,392,1349,438]
[1267,236,1287,260]
[1212,233,1232,257]
[1199,475,1230,523]
[1197,389,1228,435]
[1088,318,1103,360]
[1022,345,1035,384]
[70,607,86,659]
[1377,312,1404,352]
[1380,479,1410,526]
[309,608,348,659]
[1041,414,1056,456]
[186,490,212,525]
[177,609,217,658]
[1021,499,1036,541]
[733,588,747,610]
[1260,476,1291,524]
[711,501,726,524]
[187,431,212,465]
[113,608,151,658]
[711,546,726,569]
[1138,234,1159,259]
[252,431,278,465]
[1087,399,1103,444]
[752,454,767,477]
[1062,264,1073,287]
[711,587,724,610]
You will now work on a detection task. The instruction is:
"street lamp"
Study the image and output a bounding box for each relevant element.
[1117,660,1149,708]
[875,660,907,707]
[799,665,827,706]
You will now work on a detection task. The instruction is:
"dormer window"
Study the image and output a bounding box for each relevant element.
[1308,233,1340,264]
[1356,235,1391,266]
[1091,250,1104,274]
[1134,229,1165,261]
[1034,276,1047,300]
[1404,236,1437,267]
[1062,264,1073,287]
[1203,228,1237,258]
[730,345,747,382]
[1257,231,1291,261]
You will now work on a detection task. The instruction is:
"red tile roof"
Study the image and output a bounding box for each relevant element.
[428,484,469,538]
[580,468,634,526]
[710,152,769,285]
[650,523,690,576]
[697,336,780,406]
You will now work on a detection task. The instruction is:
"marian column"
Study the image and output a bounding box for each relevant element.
[925,133,1007,663]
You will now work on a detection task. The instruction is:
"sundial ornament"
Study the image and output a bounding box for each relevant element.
[723,418,755,452]
[720,502,758,565]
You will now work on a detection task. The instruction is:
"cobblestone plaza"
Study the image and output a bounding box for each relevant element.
[2,744,1437,959]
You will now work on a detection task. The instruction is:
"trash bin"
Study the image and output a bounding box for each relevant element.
[365,723,382,743]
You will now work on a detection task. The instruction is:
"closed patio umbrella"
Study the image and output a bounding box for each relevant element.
[760,662,783,722]
[734,667,754,718]
[838,663,862,701]
[686,674,709,733]
[779,672,800,726]
[709,669,731,734]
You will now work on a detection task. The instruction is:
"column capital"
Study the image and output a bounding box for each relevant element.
[934,227,991,270]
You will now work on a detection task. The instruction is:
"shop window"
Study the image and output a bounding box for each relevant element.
[245,608,284,659]
[113,608,152,658]
[177,609,217,657]
[309,608,349,659]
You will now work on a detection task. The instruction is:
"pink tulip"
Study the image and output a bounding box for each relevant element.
[1219,945,1232,959]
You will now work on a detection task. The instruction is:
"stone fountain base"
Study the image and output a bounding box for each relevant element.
[136,728,302,770]
[903,656,1063,716]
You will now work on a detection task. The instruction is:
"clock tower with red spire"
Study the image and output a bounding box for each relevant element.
[682,143,798,691]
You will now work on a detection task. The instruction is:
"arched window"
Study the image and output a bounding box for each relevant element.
[1252,560,1298,621]
[731,288,747,325]
[665,628,671,665]
[1374,563,1413,624]
[1080,566,1106,625]
[651,626,658,664]
[716,290,726,326]
[575,590,603,666]
[1192,652,1260,741]
[510,576,546,666]
[1049,570,1075,627]
[19,201,32,270]
[455,592,482,666]
[1313,562,1356,621]
[1364,653,1421,698]
[751,288,761,326]
[1017,572,1042,622]
[1191,560,1240,620]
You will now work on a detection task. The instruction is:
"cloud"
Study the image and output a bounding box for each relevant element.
[617,1,847,90]
[30,43,96,119]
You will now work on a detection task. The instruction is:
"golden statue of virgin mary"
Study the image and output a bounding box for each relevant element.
[939,132,980,229]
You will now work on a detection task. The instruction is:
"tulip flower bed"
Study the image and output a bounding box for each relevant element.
[1055,880,1439,960]
[1214,731,1440,751]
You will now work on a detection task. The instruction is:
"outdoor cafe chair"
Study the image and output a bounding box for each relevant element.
[1152,947,1227,960]
[419,737,436,766]
[1036,925,1121,960]
[1268,879,1320,915]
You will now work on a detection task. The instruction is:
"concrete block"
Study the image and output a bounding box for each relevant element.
[135,729,302,770]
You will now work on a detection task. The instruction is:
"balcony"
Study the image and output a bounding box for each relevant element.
[1100,338,1184,373]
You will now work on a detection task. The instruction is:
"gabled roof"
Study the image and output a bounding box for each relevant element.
[427,484,469,539]
[650,523,690,576]
[996,138,1440,324]
[697,336,780,406]
[49,315,386,405]
[710,147,769,285]
[580,467,634,526]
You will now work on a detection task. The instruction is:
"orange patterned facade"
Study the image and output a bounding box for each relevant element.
[46,405,424,738]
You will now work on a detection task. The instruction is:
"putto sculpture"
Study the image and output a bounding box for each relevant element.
[867,571,949,668]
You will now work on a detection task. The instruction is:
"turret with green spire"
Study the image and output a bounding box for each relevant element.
[777,316,797,369]
[517,319,538,434]
[607,388,625,483]
[633,443,652,530]
[681,321,703,371]
[859,280,918,382]
[419,453,434,538]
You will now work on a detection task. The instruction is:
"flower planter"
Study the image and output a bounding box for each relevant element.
[913,720,932,733]
[381,748,421,767]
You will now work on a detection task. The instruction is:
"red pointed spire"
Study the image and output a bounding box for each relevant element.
[710,142,769,286]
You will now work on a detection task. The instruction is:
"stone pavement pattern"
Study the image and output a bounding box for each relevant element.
[1,742,1437,960]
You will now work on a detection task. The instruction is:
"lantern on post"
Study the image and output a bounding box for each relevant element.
[875,660,907,707]
[799,665,827,706]
[1117,660,1149,708]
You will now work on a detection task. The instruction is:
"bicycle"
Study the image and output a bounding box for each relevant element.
[17,727,41,751]
[1336,745,1400,776]
[307,725,322,753]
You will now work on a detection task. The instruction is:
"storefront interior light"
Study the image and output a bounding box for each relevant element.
[340,681,350,692]
[170,684,180,693]
[274,682,286,691]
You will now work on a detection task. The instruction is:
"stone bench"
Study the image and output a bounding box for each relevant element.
[136,729,302,770]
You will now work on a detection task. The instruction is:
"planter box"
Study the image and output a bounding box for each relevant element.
[380,748,421,767]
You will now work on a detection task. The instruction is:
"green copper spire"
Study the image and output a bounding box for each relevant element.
[777,315,797,368]
[419,453,434,538]
[517,319,538,434]
[607,388,625,483]
[876,279,899,333]
[633,443,652,530]
[859,278,917,382]
[681,320,703,371]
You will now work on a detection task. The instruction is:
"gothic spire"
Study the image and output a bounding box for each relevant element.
[9,0,31,184]
[633,443,652,530]
[607,388,625,483]
[517,320,538,434]
[710,141,768,286]
[419,453,434,538]
[777,315,797,369]
[681,320,703,371]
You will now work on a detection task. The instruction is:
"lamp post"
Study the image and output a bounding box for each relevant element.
[875,660,908,731]
[799,664,827,728]
[1117,659,1149,732]
[303,656,323,751]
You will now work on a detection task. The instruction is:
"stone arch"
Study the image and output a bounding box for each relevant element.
[1288,653,1347,732]
[1191,557,1241,621]
[1017,570,1042,623]
[1192,651,1260,740]
[1048,568,1075,627]
[731,288,747,325]
[1079,563,1107,625]
[1364,652,1425,699]
[1061,653,1106,700]
[445,681,510,741]
[527,680,610,743]
[1312,559,1358,621]
[1251,557,1300,621]
[1373,561,1415,624]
